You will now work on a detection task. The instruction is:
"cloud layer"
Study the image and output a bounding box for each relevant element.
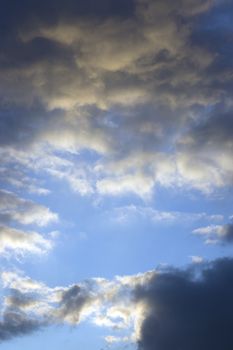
[0,0,232,198]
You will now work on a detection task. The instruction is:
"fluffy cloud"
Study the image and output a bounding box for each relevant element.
[176,105,233,192]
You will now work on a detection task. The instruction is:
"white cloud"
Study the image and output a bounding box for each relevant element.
[0,189,58,227]
[0,269,155,343]
[0,226,52,257]
[0,190,58,258]
[104,335,131,343]
[189,255,204,264]
[193,225,223,236]
[111,205,223,225]
[96,173,155,199]
[193,222,233,244]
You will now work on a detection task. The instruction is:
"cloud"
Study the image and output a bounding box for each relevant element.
[2,259,233,348]
[135,258,233,350]
[189,255,204,264]
[0,226,52,257]
[177,105,233,192]
[0,309,44,342]
[0,189,58,227]
[0,271,51,342]
[193,220,233,244]
[0,165,50,195]
[0,190,57,257]
[0,4,232,348]
[57,284,95,323]
[1,271,52,295]
[1,0,232,199]
[110,204,223,225]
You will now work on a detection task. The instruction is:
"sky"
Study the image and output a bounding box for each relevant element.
[0,0,233,349]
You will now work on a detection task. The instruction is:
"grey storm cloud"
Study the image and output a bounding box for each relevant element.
[135,258,233,350]
[175,103,233,191]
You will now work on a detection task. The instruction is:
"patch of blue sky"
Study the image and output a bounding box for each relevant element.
[11,183,230,289]
[0,323,112,350]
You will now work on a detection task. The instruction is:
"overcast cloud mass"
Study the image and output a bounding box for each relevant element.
[0,0,233,349]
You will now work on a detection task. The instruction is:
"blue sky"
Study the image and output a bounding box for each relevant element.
[0,1,233,349]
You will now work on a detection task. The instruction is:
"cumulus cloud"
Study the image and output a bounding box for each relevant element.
[189,255,204,264]
[177,105,233,192]
[0,269,154,343]
[1,1,232,347]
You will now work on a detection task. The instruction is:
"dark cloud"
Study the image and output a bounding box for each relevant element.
[0,104,64,148]
[0,309,43,342]
[176,103,233,191]
[180,104,233,150]
[0,36,74,69]
[135,258,233,350]
[0,0,135,32]
[221,222,233,243]
[59,284,93,322]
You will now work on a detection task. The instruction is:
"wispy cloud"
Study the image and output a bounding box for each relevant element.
[0,190,58,258]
